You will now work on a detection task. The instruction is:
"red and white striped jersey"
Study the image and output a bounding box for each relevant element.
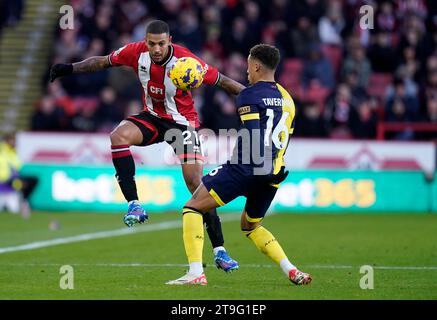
[109,42,220,128]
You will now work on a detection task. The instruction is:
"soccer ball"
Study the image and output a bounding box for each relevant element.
[169,57,205,91]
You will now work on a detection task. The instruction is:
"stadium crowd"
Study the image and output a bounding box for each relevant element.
[0,0,24,35]
[35,0,437,140]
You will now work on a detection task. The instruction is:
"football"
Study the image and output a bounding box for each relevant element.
[168,57,205,91]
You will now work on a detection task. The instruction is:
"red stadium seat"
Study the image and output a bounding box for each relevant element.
[279,70,304,100]
[72,97,99,112]
[304,84,330,110]
[321,44,343,76]
[283,58,304,76]
[367,73,393,100]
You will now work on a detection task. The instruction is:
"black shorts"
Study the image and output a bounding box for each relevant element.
[201,163,278,222]
[127,111,203,163]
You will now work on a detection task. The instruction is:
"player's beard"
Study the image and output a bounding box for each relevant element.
[151,47,170,64]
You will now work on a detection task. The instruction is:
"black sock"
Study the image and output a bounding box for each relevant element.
[20,176,38,199]
[111,144,138,202]
[203,208,224,248]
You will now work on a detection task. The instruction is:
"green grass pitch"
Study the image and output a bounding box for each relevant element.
[0,211,436,299]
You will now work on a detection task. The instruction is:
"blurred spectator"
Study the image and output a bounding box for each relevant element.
[31,96,69,131]
[302,43,335,89]
[107,65,141,101]
[397,0,428,19]
[423,24,437,58]
[95,87,124,132]
[173,10,202,53]
[201,88,239,133]
[294,102,328,137]
[0,0,24,28]
[268,0,291,23]
[47,81,76,117]
[200,53,245,133]
[422,67,437,105]
[418,97,437,140]
[224,17,256,56]
[55,30,84,63]
[376,1,397,32]
[342,42,372,88]
[0,133,38,217]
[119,0,148,31]
[385,78,420,119]
[398,46,421,83]
[61,65,108,96]
[203,27,225,59]
[318,0,345,46]
[36,0,437,141]
[324,83,354,138]
[349,98,378,139]
[70,105,99,132]
[385,98,415,140]
[244,1,262,44]
[387,65,418,98]
[280,16,319,58]
[424,97,437,122]
[293,0,325,26]
[0,1,7,34]
[343,70,368,103]
[367,31,398,73]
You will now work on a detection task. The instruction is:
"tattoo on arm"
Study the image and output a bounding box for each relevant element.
[216,73,245,95]
[72,56,111,73]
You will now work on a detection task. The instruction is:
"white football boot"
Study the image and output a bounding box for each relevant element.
[289,269,312,285]
[166,272,207,285]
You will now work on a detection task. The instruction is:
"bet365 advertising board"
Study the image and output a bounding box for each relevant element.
[21,164,434,213]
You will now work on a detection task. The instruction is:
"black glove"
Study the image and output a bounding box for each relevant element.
[49,63,73,82]
[268,166,289,184]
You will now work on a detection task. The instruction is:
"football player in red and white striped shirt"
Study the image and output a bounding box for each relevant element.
[50,20,244,272]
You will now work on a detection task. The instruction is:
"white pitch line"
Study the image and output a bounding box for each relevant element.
[307,265,437,271]
[1,263,436,271]
[0,214,241,255]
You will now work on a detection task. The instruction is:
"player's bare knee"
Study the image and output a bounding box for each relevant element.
[110,127,131,145]
[185,174,202,194]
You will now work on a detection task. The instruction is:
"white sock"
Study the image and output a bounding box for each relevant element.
[213,246,225,256]
[189,262,204,276]
[280,258,297,277]
[128,200,139,206]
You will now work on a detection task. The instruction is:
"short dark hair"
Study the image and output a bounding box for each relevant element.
[249,44,280,70]
[145,20,170,35]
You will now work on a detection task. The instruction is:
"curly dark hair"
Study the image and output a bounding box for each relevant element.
[249,44,280,70]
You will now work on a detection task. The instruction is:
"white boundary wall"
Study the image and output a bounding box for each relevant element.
[17,132,435,175]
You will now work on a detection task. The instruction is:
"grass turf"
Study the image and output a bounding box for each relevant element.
[0,211,436,299]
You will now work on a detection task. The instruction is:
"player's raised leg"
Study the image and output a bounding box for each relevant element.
[110,120,148,227]
[166,183,219,285]
[180,157,239,272]
[241,187,312,285]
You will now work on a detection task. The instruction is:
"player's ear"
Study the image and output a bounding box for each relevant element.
[168,35,172,44]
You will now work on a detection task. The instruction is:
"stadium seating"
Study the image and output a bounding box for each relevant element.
[321,44,343,77]
[366,73,393,100]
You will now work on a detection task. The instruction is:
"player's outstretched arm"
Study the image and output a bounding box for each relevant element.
[49,55,111,82]
[216,73,245,95]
